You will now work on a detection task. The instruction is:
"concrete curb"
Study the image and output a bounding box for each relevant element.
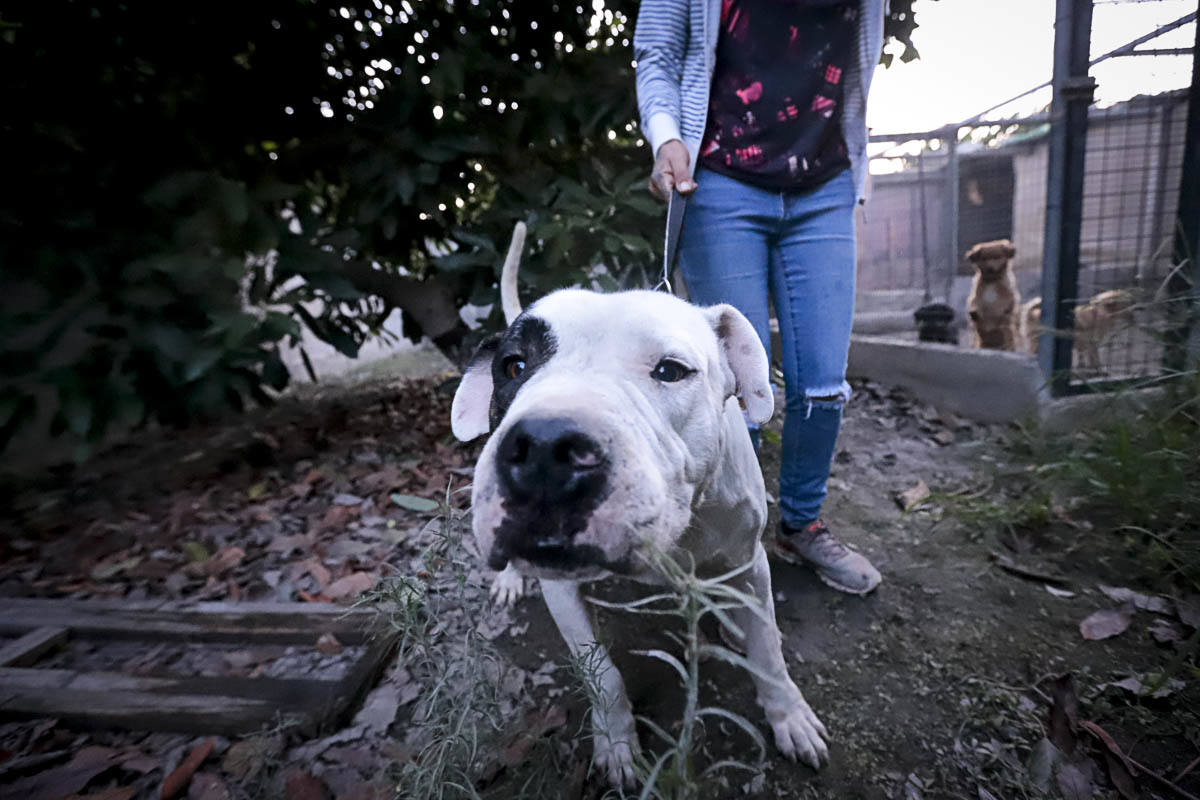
[846,335,1044,423]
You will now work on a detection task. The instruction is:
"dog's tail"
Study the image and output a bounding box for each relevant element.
[500,221,526,325]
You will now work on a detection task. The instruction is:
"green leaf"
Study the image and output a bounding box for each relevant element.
[306,274,363,301]
[183,348,224,383]
[434,250,492,272]
[146,324,194,363]
[91,556,142,581]
[451,227,497,253]
[262,353,289,390]
[299,347,318,382]
[182,541,210,562]
[381,215,398,241]
[259,311,301,341]
[390,493,439,513]
[255,180,302,203]
[395,170,416,204]
[416,163,439,185]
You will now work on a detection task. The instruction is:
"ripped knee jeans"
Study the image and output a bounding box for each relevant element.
[679,167,856,526]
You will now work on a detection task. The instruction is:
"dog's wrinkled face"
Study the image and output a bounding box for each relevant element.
[451,289,772,582]
[966,240,1016,281]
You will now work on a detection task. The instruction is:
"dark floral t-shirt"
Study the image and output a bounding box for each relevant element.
[699,0,857,190]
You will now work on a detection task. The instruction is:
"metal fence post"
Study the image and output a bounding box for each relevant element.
[946,125,960,302]
[1165,7,1200,372]
[1039,0,1096,394]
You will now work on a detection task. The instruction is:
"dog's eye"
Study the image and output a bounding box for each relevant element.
[502,356,526,380]
[651,358,693,383]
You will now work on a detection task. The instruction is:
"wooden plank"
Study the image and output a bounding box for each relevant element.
[0,666,343,735]
[0,623,401,735]
[0,627,68,667]
[0,600,386,645]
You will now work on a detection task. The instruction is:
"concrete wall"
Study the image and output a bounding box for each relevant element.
[846,334,1043,423]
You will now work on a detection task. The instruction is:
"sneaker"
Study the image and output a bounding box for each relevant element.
[772,519,881,595]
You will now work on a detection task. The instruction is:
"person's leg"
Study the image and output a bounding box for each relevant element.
[768,170,880,594]
[677,168,775,448]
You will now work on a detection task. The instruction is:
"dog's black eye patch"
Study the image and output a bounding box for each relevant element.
[489,315,556,429]
[651,358,695,383]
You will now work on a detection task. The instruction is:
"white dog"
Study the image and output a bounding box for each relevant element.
[450,224,828,786]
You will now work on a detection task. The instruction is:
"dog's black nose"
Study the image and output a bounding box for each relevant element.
[497,417,605,503]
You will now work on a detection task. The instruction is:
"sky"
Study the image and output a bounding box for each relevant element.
[867,0,1197,134]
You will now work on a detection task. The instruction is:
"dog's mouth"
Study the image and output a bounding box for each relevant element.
[485,504,636,576]
[498,539,634,576]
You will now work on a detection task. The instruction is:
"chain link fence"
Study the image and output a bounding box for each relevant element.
[853,5,1196,394]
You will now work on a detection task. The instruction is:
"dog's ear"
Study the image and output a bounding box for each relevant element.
[1002,241,1016,259]
[705,304,774,425]
[451,334,502,441]
[965,243,982,263]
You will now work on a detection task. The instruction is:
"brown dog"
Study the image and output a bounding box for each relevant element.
[1019,296,1042,355]
[965,239,1020,350]
[1075,289,1136,370]
[1017,290,1135,370]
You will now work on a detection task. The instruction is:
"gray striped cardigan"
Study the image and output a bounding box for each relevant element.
[633,0,887,203]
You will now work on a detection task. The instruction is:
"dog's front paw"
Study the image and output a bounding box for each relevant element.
[592,732,638,788]
[489,564,526,607]
[768,695,829,769]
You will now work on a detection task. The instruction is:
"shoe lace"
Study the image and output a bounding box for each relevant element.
[797,520,851,561]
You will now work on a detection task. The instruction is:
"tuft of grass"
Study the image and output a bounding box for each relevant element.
[934,489,1053,538]
[363,486,770,799]
[938,358,1200,591]
[1040,368,1200,589]
[362,484,550,800]
[584,545,771,800]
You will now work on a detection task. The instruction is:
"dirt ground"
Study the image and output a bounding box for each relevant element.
[0,362,1196,800]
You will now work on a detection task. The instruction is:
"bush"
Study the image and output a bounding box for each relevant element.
[0,0,929,456]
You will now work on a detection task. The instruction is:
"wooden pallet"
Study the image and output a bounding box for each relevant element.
[0,599,399,736]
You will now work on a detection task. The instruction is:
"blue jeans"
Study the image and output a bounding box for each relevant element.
[678,167,856,527]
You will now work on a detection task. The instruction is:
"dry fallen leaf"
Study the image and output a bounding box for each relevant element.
[267,535,309,557]
[315,633,343,655]
[160,738,214,799]
[1175,594,1199,630]
[1079,607,1133,641]
[315,504,358,534]
[65,788,136,800]
[895,480,931,511]
[324,571,376,600]
[220,735,282,783]
[3,746,121,800]
[1054,760,1095,800]
[356,466,405,495]
[283,768,329,800]
[185,547,244,579]
[1098,585,1172,615]
[1045,585,1076,599]
[186,771,231,800]
[353,682,400,735]
[296,558,331,589]
[1148,618,1184,643]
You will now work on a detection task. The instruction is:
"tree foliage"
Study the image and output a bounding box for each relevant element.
[0,0,928,453]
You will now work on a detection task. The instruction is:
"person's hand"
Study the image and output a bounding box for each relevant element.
[648,139,696,201]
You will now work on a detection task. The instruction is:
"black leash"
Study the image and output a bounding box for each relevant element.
[656,188,687,294]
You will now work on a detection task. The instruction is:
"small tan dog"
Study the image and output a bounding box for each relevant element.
[1018,290,1135,370]
[965,239,1020,350]
[1019,296,1043,355]
[1075,289,1136,370]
